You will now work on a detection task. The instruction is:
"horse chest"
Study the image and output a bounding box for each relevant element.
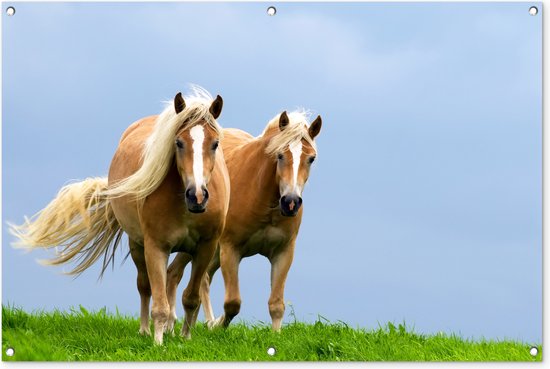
[242,226,288,257]
[167,225,201,254]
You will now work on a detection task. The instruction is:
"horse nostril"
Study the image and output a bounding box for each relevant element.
[297,197,303,206]
[203,188,209,201]
[185,188,194,200]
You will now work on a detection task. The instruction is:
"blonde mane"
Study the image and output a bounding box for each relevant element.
[263,111,317,157]
[104,85,221,201]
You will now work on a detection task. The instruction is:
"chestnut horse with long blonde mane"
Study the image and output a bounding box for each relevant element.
[9,87,230,345]
[167,110,322,331]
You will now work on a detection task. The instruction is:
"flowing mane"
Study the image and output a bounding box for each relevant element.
[104,85,222,201]
[262,110,317,157]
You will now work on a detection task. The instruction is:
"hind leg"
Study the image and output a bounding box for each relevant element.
[165,252,192,334]
[202,247,220,328]
[129,239,151,336]
[181,238,217,339]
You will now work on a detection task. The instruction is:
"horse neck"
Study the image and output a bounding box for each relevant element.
[238,138,280,208]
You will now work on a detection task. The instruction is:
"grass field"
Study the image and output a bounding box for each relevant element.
[1,305,541,361]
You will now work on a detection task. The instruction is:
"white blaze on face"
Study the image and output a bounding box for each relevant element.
[289,140,303,194]
[190,125,205,201]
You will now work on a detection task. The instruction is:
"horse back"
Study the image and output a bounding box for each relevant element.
[118,115,158,145]
[221,128,254,160]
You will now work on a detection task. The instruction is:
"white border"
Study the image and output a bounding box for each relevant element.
[0,1,544,368]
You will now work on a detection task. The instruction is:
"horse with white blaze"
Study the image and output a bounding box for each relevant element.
[167,110,322,331]
[9,86,230,345]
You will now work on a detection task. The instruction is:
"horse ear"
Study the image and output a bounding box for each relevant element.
[174,92,186,114]
[209,95,223,119]
[279,111,289,131]
[308,115,322,139]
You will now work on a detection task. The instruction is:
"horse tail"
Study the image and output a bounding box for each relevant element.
[8,177,124,277]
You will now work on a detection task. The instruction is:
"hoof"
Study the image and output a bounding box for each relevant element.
[139,327,151,336]
[165,314,177,335]
[154,330,164,345]
[180,327,192,340]
[208,315,225,330]
[206,320,216,330]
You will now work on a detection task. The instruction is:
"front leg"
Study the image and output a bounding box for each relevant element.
[212,242,242,328]
[268,240,296,332]
[166,252,192,334]
[144,238,170,345]
[180,238,217,339]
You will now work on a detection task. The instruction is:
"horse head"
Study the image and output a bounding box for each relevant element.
[273,111,322,217]
[173,92,223,213]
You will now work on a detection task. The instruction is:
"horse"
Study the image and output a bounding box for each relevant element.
[166,110,322,331]
[9,87,230,345]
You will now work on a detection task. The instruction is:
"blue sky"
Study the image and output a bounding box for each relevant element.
[2,2,542,343]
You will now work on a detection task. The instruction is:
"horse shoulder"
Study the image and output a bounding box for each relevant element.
[108,115,159,243]
[138,165,191,248]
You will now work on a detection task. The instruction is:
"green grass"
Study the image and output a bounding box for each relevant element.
[1,305,541,361]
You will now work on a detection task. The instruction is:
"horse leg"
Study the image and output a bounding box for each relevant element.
[181,239,217,339]
[165,252,192,335]
[211,243,241,328]
[129,239,151,336]
[268,241,296,332]
[143,238,170,345]
[201,247,221,329]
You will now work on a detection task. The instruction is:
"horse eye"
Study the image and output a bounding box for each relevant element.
[175,139,184,149]
[308,156,316,164]
[277,153,284,161]
[212,141,219,150]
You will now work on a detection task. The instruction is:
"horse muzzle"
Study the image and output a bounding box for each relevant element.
[185,185,209,213]
[280,194,302,217]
